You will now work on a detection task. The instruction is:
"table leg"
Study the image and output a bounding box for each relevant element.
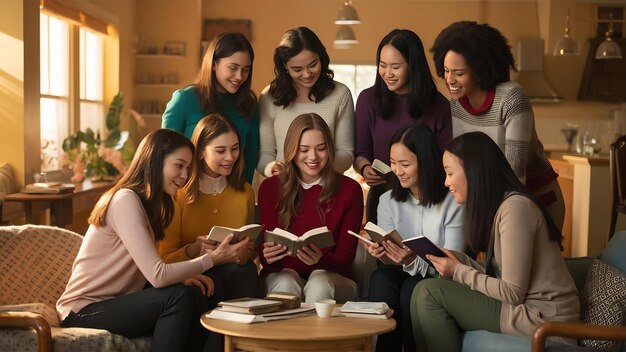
[224,335,234,352]
[51,199,73,228]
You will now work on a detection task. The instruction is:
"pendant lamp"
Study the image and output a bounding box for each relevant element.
[595,17,622,60]
[335,1,360,25]
[553,9,579,56]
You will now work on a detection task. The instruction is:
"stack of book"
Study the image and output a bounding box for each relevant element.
[21,182,75,194]
[338,301,394,320]
[205,297,315,324]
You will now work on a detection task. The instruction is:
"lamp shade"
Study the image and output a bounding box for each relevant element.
[596,37,623,59]
[335,1,360,25]
[334,25,358,45]
[553,35,579,56]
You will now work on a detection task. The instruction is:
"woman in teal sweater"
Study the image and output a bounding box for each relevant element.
[162,32,259,183]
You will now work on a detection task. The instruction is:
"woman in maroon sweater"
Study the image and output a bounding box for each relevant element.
[258,113,364,303]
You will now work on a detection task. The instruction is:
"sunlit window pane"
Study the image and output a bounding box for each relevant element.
[330,64,376,105]
[80,29,103,101]
[40,97,69,171]
[48,16,69,97]
[40,14,49,94]
[80,101,104,134]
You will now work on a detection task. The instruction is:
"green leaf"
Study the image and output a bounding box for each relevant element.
[104,129,121,148]
[106,93,123,130]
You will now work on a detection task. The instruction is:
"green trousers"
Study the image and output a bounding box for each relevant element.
[410,278,502,352]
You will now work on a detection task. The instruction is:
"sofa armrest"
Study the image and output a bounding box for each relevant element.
[0,311,52,352]
[532,321,626,352]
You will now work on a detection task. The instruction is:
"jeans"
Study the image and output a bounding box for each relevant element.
[61,283,209,352]
[203,261,261,302]
[369,266,424,352]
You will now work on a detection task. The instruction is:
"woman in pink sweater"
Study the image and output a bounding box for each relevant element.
[57,129,247,352]
[258,113,363,303]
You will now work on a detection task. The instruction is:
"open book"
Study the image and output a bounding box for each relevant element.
[265,226,335,256]
[372,159,392,175]
[205,306,315,324]
[217,298,282,315]
[347,230,398,265]
[363,222,404,246]
[207,224,263,243]
[402,235,446,268]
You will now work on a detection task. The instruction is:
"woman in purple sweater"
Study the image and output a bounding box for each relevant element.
[354,29,452,224]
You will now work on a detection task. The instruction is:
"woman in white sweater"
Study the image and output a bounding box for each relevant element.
[257,27,354,177]
[57,129,248,352]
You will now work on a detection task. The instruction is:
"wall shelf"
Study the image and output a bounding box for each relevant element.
[134,54,185,59]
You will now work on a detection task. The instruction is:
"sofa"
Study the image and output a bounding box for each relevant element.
[462,231,626,352]
[0,225,150,352]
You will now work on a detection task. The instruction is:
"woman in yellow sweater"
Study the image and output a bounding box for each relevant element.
[161,114,260,305]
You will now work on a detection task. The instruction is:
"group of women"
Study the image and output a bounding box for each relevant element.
[57,20,579,352]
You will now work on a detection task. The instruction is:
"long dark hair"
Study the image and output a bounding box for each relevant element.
[269,27,335,108]
[389,123,446,205]
[445,132,562,253]
[431,21,515,90]
[194,32,257,118]
[278,113,338,229]
[89,129,194,241]
[183,114,245,205]
[373,29,437,120]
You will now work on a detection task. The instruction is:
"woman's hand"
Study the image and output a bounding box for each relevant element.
[297,243,323,265]
[209,235,250,266]
[382,240,417,265]
[428,248,460,278]
[263,241,289,264]
[271,161,285,176]
[185,236,218,258]
[184,275,214,296]
[235,242,258,265]
[367,241,387,259]
[361,165,386,186]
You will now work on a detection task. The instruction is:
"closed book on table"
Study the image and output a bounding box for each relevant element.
[265,226,335,256]
[205,306,316,324]
[218,298,282,315]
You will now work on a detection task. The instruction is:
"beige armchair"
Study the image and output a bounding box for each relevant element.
[0,225,150,352]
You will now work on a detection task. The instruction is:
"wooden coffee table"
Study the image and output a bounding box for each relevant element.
[201,311,396,352]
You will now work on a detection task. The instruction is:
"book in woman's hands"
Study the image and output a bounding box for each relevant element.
[372,159,392,175]
[401,235,446,268]
[363,222,404,246]
[265,226,335,256]
[207,224,263,244]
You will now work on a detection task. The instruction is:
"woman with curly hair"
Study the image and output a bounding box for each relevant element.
[257,27,354,177]
[354,29,452,224]
[162,32,259,183]
[430,21,564,229]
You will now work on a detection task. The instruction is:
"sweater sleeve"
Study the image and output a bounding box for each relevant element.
[161,89,187,133]
[160,196,194,263]
[354,88,375,164]
[332,84,355,173]
[453,196,538,305]
[502,86,534,184]
[316,178,362,274]
[257,91,278,176]
[109,189,213,288]
[441,196,465,253]
[244,107,260,183]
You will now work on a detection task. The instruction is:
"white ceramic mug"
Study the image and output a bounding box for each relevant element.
[314,299,336,318]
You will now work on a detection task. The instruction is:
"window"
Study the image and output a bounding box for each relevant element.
[330,64,377,104]
[39,13,105,171]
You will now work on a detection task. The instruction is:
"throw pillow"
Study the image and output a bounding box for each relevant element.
[580,259,626,352]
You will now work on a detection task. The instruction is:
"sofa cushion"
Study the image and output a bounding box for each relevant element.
[0,303,60,327]
[0,327,151,352]
[580,259,626,352]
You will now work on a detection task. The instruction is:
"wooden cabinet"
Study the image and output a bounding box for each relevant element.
[578,38,626,102]
[550,158,574,257]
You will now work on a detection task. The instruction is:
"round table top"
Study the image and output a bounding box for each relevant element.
[201,312,396,341]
